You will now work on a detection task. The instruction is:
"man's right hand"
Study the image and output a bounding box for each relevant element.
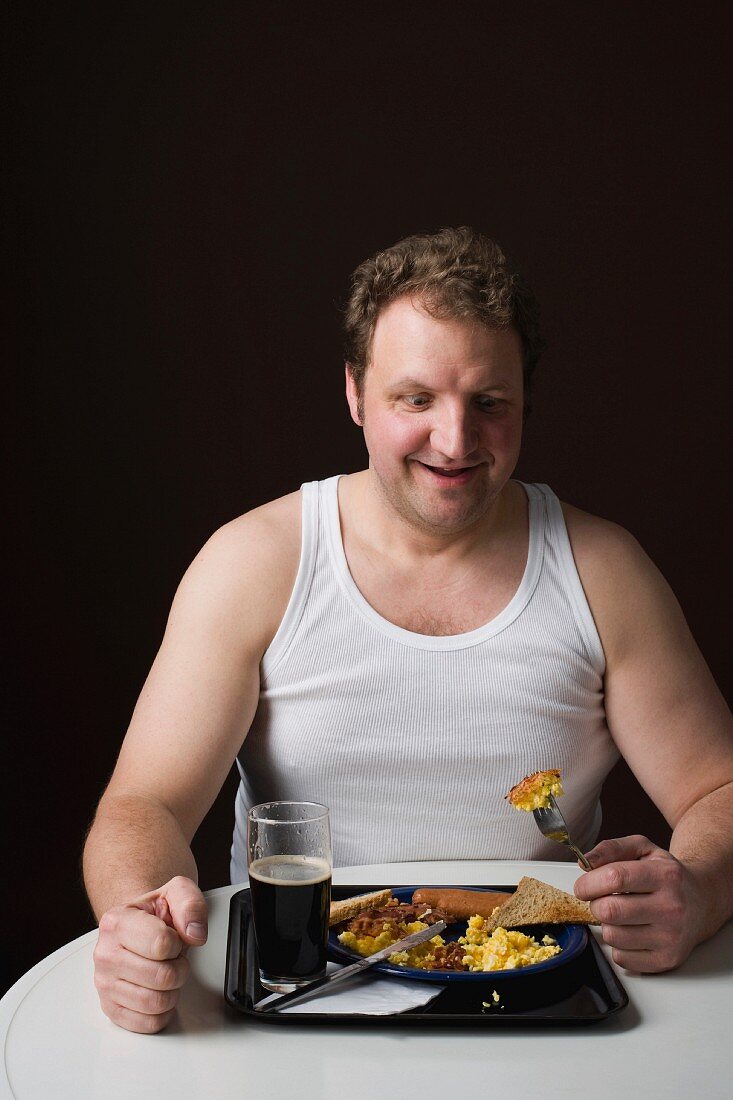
[92,875,208,1033]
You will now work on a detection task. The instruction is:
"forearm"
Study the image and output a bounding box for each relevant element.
[670,780,733,941]
[82,792,199,919]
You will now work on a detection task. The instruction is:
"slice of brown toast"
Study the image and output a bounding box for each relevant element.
[329,888,393,927]
[483,876,598,930]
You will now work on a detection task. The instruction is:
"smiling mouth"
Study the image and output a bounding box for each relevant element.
[418,462,479,479]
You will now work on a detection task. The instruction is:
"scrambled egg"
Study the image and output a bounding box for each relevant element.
[338,914,561,972]
[458,916,561,971]
[506,769,563,811]
[337,920,433,959]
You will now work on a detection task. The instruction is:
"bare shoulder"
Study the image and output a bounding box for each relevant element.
[560,501,650,582]
[170,489,302,657]
[196,490,302,579]
[559,500,686,663]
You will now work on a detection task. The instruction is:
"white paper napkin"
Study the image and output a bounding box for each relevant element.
[256,961,446,1015]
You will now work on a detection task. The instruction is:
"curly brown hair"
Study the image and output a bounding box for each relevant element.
[343,227,545,413]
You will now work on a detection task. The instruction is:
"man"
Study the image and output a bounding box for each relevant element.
[84,227,733,1034]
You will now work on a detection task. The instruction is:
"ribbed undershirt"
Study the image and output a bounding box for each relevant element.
[230,477,618,881]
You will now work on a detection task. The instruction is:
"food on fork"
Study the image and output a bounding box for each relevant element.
[505,768,563,810]
[411,887,513,920]
[328,888,393,926]
[482,876,598,931]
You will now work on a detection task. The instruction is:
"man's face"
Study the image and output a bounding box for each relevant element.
[345,296,525,537]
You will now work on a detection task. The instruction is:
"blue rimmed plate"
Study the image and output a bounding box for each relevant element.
[328,885,588,982]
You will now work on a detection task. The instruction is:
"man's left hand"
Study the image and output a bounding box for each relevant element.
[573,834,704,973]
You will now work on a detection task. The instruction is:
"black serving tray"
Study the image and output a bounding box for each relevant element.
[224,883,629,1026]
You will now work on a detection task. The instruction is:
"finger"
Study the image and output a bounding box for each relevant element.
[100,907,184,960]
[111,945,190,991]
[585,891,666,926]
[161,876,208,945]
[155,896,175,927]
[110,977,180,1017]
[129,896,158,917]
[599,923,659,951]
[584,835,661,868]
[608,947,674,975]
[574,859,663,901]
[103,1001,177,1035]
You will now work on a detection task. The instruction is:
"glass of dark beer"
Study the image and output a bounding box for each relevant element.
[247,801,332,993]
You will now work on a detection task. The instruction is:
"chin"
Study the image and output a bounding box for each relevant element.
[412,500,493,535]
[393,477,498,534]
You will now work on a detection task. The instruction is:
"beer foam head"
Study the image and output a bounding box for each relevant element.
[249,854,331,885]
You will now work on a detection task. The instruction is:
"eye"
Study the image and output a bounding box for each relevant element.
[475,395,502,412]
[403,394,431,408]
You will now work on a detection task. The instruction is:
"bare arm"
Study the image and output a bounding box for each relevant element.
[565,506,733,969]
[83,793,199,920]
[83,524,262,915]
[83,492,300,1030]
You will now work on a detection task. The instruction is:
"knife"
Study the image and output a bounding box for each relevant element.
[255,919,448,1013]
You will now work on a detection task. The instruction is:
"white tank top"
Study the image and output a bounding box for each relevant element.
[230,476,618,881]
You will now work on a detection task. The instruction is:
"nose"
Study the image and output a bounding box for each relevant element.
[429,403,479,462]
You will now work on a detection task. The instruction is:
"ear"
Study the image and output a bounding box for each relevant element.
[344,364,363,426]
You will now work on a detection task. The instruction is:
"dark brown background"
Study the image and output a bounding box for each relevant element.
[5,2,731,994]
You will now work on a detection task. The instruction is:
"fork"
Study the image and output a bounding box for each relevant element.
[532,795,592,870]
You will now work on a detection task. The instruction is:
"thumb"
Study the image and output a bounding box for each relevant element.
[584,834,660,868]
[160,876,209,945]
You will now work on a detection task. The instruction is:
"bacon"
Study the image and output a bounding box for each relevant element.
[427,941,469,971]
[341,903,451,938]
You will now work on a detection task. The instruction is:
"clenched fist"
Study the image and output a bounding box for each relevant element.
[93,876,208,1033]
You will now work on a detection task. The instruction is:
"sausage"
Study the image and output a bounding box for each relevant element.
[411,888,513,921]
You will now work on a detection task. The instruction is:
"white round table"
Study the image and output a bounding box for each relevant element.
[2,861,731,1099]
